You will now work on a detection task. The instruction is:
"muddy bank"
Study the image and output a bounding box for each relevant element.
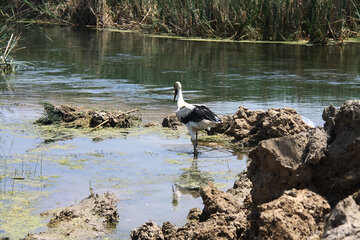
[22,191,118,240]
[135,100,360,239]
[36,103,141,129]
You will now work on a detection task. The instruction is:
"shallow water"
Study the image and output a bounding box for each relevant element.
[0,26,359,239]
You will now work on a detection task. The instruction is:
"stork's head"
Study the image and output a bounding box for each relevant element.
[173,81,182,102]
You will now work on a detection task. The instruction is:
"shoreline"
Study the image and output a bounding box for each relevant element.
[5,19,360,46]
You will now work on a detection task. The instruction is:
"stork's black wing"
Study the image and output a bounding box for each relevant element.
[181,105,221,124]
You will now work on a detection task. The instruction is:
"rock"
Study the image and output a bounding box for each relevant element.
[187,208,202,221]
[164,106,311,148]
[248,100,360,205]
[199,182,241,221]
[161,222,178,240]
[322,190,360,240]
[322,104,338,132]
[313,100,360,204]
[130,221,164,240]
[207,115,232,134]
[258,189,330,240]
[22,192,118,240]
[162,113,182,129]
[248,127,328,204]
[131,183,249,240]
[215,106,312,147]
[133,100,360,240]
[173,183,248,239]
[226,171,252,207]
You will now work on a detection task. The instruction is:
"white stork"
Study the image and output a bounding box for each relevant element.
[173,81,222,157]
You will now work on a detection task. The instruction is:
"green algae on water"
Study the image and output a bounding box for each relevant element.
[0,191,48,240]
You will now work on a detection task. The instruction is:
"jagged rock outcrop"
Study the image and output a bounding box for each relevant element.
[248,127,327,204]
[248,100,360,206]
[213,106,312,147]
[166,106,312,148]
[138,100,360,240]
[313,100,360,204]
[131,181,252,240]
[130,221,164,240]
[322,190,360,240]
[258,189,330,240]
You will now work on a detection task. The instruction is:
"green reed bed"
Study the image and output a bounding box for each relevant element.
[1,0,359,43]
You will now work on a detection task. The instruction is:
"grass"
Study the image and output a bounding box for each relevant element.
[1,0,359,44]
[0,20,35,75]
[0,22,19,74]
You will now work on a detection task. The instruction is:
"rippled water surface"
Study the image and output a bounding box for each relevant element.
[0,26,359,239]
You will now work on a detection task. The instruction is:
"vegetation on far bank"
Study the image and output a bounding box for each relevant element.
[1,0,359,44]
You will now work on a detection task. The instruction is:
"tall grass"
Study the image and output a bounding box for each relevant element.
[1,0,359,42]
[0,21,19,74]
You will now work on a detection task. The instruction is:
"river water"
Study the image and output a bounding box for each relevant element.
[0,26,359,239]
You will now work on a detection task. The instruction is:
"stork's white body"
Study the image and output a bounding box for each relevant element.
[173,81,221,157]
[176,104,217,141]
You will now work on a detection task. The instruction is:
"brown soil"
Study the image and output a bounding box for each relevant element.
[22,192,118,240]
[36,103,141,129]
[136,100,360,240]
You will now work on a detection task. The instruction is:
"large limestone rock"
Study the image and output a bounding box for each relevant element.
[219,106,312,147]
[313,100,360,204]
[248,100,360,205]
[322,190,360,240]
[248,127,327,204]
[258,189,330,240]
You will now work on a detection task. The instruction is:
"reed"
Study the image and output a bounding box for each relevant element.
[1,0,359,42]
[0,21,20,74]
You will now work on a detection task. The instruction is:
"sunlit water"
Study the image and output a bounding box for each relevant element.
[0,26,359,239]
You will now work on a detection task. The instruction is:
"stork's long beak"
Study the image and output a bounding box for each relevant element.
[173,89,178,102]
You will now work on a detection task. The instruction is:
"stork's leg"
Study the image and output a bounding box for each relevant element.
[194,131,198,159]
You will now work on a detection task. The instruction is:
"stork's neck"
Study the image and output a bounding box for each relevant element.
[177,88,186,108]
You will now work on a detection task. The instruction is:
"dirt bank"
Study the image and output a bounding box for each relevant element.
[135,100,360,239]
[22,192,118,240]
